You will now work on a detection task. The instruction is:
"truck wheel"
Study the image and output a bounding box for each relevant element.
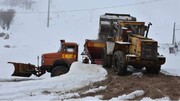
[146,66,161,74]
[154,66,161,74]
[112,51,127,75]
[102,48,112,68]
[51,66,69,77]
[102,54,112,68]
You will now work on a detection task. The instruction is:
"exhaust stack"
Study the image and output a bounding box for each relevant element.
[145,22,152,38]
[60,40,65,44]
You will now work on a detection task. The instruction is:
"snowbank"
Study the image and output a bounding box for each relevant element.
[109,90,145,101]
[66,90,171,101]
[0,62,107,100]
[159,46,180,76]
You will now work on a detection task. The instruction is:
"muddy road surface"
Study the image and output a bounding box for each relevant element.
[77,68,180,100]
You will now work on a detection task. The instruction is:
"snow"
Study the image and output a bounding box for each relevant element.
[132,72,143,77]
[109,90,145,101]
[116,41,131,44]
[100,21,110,25]
[0,0,180,100]
[66,96,103,101]
[100,14,134,21]
[0,62,107,100]
[141,97,170,101]
[159,46,180,76]
[82,86,107,94]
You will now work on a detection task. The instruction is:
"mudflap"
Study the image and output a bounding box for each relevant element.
[8,62,36,77]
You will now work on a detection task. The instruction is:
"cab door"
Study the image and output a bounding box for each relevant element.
[61,45,78,64]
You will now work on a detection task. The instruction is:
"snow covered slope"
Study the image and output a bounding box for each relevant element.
[0,62,107,100]
[0,0,180,100]
[0,0,180,81]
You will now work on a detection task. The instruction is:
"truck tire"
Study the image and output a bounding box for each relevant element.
[102,54,112,68]
[112,51,127,75]
[53,60,70,71]
[51,66,69,77]
[102,48,112,68]
[146,66,161,74]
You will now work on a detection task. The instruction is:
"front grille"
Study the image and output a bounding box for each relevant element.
[141,41,157,60]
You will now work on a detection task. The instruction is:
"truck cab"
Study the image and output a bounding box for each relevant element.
[41,40,78,77]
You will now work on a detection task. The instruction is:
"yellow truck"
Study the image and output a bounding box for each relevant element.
[83,13,166,75]
[101,13,165,75]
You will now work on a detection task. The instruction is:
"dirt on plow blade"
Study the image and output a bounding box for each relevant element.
[8,62,36,77]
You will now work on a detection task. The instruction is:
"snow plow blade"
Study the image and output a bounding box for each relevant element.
[8,62,36,77]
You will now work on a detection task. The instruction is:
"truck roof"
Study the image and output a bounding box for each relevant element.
[100,13,137,21]
[62,42,78,46]
[118,21,145,26]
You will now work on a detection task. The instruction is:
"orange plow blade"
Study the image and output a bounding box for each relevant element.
[8,62,36,77]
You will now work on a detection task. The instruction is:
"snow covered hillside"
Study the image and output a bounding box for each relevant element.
[0,0,180,77]
[0,0,180,100]
[0,62,107,100]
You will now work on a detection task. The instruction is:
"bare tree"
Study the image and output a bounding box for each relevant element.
[1,0,36,10]
[0,9,15,30]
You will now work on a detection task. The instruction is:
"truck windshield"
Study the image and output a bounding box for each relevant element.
[64,46,75,52]
[58,45,75,53]
[124,24,144,35]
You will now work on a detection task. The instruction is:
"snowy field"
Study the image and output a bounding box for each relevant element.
[0,0,180,100]
[159,45,180,76]
[0,62,171,101]
[0,62,108,100]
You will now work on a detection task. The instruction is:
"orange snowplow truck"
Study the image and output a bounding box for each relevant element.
[8,40,78,77]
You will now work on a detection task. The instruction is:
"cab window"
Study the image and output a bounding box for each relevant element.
[64,45,75,52]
